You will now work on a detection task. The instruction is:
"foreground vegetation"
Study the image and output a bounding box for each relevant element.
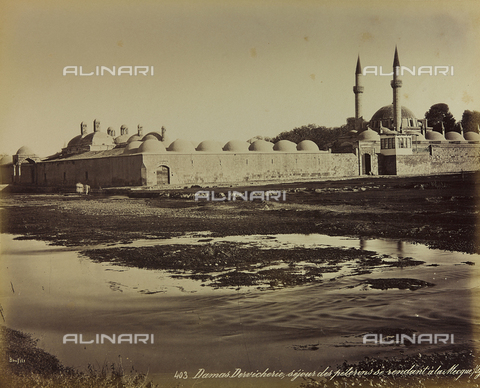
[0,326,158,388]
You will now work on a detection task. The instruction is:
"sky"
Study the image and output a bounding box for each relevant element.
[1,0,479,156]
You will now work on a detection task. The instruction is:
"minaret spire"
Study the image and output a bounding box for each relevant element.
[355,55,362,75]
[353,55,364,130]
[391,46,402,132]
[393,45,400,68]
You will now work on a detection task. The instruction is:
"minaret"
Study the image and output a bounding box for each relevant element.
[353,55,364,130]
[391,47,402,132]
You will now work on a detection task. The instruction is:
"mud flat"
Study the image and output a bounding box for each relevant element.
[1,173,479,253]
[1,173,479,388]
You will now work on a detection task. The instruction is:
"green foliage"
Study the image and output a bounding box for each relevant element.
[461,110,480,133]
[424,103,456,132]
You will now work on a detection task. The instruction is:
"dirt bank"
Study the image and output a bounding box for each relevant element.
[1,173,478,253]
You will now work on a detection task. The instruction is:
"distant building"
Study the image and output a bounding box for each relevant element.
[1,49,479,188]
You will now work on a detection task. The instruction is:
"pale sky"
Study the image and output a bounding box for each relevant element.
[1,0,479,156]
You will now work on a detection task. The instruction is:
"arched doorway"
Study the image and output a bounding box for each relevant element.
[364,154,372,175]
[25,158,36,183]
[156,165,170,185]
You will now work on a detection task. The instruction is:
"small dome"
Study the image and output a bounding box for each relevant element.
[358,128,380,141]
[297,140,319,151]
[273,140,297,152]
[445,132,465,141]
[196,140,223,152]
[0,154,13,165]
[223,140,250,152]
[249,140,274,152]
[143,134,159,141]
[425,131,445,141]
[464,131,480,141]
[67,135,83,147]
[348,130,358,136]
[127,134,143,143]
[123,140,143,154]
[410,132,426,141]
[114,134,130,145]
[162,136,172,148]
[167,139,196,152]
[380,128,397,135]
[138,139,167,153]
[142,131,163,142]
[16,146,35,155]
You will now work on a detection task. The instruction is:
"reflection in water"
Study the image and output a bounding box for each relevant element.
[1,233,479,385]
[397,240,404,256]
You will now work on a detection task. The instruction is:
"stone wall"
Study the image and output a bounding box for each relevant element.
[36,155,144,188]
[142,152,359,186]
[395,144,480,175]
[20,142,480,189]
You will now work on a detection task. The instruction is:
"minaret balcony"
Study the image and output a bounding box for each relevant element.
[390,79,403,88]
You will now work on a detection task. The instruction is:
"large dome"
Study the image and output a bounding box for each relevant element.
[196,140,223,152]
[138,139,167,153]
[223,140,249,152]
[425,131,445,141]
[464,131,480,141]
[167,139,196,152]
[123,140,143,154]
[370,104,417,122]
[445,132,465,141]
[297,140,319,151]
[249,140,274,152]
[273,140,297,152]
[79,132,115,147]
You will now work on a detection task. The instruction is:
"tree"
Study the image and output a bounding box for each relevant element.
[270,124,350,150]
[460,110,480,133]
[425,103,456,133]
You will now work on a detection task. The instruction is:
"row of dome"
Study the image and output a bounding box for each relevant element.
[353,128,480,142]
[124,139,321,154]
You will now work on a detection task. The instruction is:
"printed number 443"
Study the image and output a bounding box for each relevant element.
[174,371,188,379]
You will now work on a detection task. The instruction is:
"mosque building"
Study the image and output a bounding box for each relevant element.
[1,49,479,188]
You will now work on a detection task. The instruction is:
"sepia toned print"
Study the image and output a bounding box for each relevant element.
[1,1,479,387]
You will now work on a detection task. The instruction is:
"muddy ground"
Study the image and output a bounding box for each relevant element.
[1,173,479,388]
[1,173,478,253]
